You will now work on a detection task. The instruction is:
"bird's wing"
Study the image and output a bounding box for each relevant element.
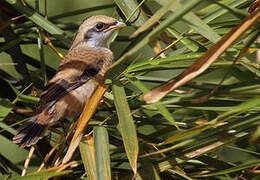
[38,59,103,110]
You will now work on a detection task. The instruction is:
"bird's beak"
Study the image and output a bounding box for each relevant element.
[103,21,126,32]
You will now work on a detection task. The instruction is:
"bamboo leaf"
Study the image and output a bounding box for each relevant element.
[93,126,111,180]
[162,96,260,145]
[0,98,13,122]
[113,0,148,26]
[79,136,97,180]
[202,0,249,23]
[166,27,203,52]
[111,0,203,69]
[127,52,203,73]
[136,158,162,180]
[9,170,71,180]
[126,75,179,129]
[5,0,71,47]
[142,9,260,104]
[112,81,139,174]
[49,4,115,20]
[156,0,221,43]
[130,0,177,38]
[202,159,260,177]
[0,37,23,53]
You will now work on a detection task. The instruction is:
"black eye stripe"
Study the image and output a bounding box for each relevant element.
[108,21,117,27]
[84,21,118,39]
[94,21,117,31]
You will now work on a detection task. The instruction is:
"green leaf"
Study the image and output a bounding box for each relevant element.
[202,0,249,23]
[157,0,221,43]
[136,158,162,180]
[8,170,71,180]
[202,159,260,177]
[215,96,260,122]
[5,0,71,48]
[0,98,13,121]
[162,96,260,145]
[79,136,97,180]
[93,126,111,180]
[111,0,203,69]
[127,52,204,73]
[126,75,179,129]
[112,81,139,174]
[167,27,203,52]
[49,4,115,20]
[114,0,148,26]
[0,37,24,53]
[130,0,177,37]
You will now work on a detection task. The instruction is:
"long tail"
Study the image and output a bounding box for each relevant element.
[13,115,48,148]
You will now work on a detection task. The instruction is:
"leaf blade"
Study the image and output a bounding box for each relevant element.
[112,81,139,174]
[94,126,111,180]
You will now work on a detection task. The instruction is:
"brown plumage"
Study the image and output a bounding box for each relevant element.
[13,15,126,148]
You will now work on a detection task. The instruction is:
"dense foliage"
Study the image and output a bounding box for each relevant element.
[0,0,259,179]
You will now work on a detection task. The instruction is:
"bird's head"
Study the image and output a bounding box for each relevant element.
[70,15,126,49]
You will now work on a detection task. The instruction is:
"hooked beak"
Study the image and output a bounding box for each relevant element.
[103,21,126,33]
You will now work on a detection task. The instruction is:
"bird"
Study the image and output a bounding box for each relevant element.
[13,15,126,148]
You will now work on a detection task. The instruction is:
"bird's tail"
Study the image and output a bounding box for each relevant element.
[13,115,48,148]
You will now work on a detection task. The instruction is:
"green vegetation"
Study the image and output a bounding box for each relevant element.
[0,0,259,179]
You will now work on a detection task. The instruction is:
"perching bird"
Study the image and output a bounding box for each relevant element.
[13,15,126,148]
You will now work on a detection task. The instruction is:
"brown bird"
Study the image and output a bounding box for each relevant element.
[13,15,126,148]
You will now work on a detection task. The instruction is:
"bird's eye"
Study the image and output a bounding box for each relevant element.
[95,23,104,31]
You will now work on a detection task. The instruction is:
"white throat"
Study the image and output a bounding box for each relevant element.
[86,38,108,48]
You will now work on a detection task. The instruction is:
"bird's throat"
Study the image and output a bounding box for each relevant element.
[86,38,108,48]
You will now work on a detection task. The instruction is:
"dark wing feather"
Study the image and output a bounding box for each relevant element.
[38,60,103,109]
[40,79,88,105]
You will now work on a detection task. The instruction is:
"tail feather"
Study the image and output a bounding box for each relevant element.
[13,115,48,148]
